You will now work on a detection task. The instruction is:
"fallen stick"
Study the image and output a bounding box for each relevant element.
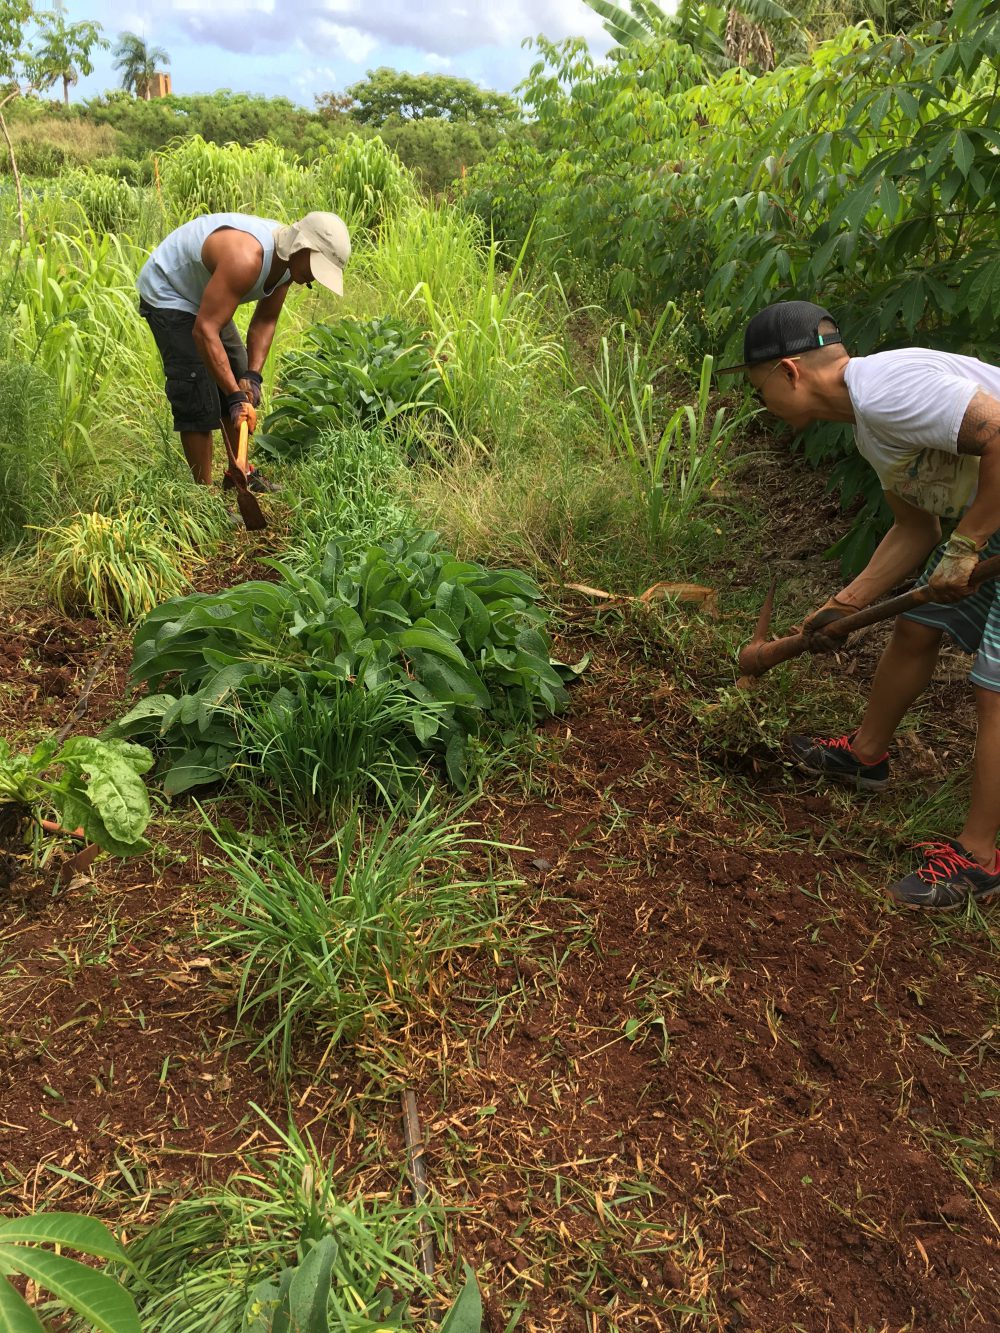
[563,580,718,616]
[401,1089,436,1280]
[55,640,114,743]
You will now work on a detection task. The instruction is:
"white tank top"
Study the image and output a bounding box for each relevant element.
[137,212,290,314]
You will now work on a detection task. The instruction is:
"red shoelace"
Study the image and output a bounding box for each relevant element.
[816,734,887,763]
[912,841,992,884]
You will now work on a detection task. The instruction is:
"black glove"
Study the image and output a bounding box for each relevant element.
[239,370,263,408]
[225,390,257,432]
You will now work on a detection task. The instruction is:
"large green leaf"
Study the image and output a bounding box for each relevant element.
[0,1245,140,1333]
[288,1235,337,1332]
[72,751,150,845]
[396,624,469,669]
[0,1279,46,1333]
[410,653,492,711]
[0,1213,127,1263]
[162,746,234,796]
[438,1265,483,1332]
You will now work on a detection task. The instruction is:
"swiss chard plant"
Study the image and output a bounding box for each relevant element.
[109,533,583,801]
[257,317,443,459]
[0,734,153,855]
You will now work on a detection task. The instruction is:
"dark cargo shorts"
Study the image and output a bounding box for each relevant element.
[140,299,247,433]
[904,528,1000,693]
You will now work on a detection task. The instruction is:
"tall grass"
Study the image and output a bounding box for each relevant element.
[279,425,415,567]
[157,135,297,226]
[39,510,194,622]
[0,358,61,548]
[208,791,508,1079]
[236,678,428,818]
[310,132,417,232]
[126,1114,434,1331]
[7,223,160,464]
[588,334,745,550]
[349,204,569,453]
[156,133,416,233]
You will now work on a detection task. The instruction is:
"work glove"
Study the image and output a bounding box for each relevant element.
[801,593,863,653]
[239,370,263,408]
[927,533,983,603]
[225,390,257,434]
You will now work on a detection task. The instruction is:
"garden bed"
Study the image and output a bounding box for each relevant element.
[1,564,997,1327]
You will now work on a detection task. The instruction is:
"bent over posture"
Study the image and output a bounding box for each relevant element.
[138,211,350,486]
[722,300,1000,910]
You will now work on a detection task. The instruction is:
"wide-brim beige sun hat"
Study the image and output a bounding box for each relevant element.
[273,211,351,296]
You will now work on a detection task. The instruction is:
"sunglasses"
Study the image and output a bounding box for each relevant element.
[751,355,801,406]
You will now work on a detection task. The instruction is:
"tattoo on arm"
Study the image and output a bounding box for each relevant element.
[957,391,1000,456]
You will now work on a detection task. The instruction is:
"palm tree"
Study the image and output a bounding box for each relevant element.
[32,15,107,106]
[113,31,170,100]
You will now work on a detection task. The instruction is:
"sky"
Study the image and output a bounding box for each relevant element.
[62,0,617,107]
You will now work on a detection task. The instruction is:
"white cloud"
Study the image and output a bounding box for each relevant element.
[144,0,608,60]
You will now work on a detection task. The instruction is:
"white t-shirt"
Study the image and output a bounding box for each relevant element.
[843,348,1000,518]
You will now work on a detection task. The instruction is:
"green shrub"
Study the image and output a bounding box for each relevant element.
[9,222,158,462]
[310,132,416,229]
[92,467,233,551]
[60,166,140,233]
[259,317,441,457]
[0,733,153,857]
[126,1121,435,1331]
[237,678,421,816]
[278,425,415,566]
[90,153,150,185]
[2,115,120,177]
[109,532,581,797]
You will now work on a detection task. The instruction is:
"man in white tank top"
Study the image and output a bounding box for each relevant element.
[720,300,1000,911]
[137,211,350,487]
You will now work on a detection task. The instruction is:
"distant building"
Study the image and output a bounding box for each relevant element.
[142,71,172,99]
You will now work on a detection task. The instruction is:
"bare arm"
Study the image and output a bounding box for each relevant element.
[245,283,290,375]
[192,237,262,396]
[837,488,941,608]
[953,389,1000,547]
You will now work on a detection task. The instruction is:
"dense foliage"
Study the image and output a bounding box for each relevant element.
[110,534,577,801]
[0,733,153,855]
[464,0,1000,565]
[259,317,442,457]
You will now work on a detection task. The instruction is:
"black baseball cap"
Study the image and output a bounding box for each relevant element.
[717,300,843,374]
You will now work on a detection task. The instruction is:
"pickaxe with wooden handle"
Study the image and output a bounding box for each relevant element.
[738,553,1000,680]
[220,418,267,531]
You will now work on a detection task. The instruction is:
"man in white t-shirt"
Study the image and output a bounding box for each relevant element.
[720,300,1000,911]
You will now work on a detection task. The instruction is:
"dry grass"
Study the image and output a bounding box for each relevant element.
[4,118,120,171]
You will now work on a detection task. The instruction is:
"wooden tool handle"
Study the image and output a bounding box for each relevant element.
[739,551,1000,679]
[236,419,249,472]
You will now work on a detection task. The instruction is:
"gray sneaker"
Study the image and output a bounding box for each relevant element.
[888,838,1000,911]
[788,731,890,791]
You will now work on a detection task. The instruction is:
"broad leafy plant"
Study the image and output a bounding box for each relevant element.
[110,533,580,799]
[0,734,153,854]
[0,1210,140,1332]
[258,317,442,459]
